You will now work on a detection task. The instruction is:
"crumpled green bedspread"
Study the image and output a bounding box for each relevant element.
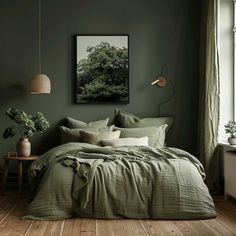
[23,142,216,220]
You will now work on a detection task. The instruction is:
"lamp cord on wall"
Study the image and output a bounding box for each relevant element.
[160,64,168,76]
[38,0,42,73]
[158,79,174,116]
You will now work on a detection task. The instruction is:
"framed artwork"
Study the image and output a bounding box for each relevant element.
[76,35,129,104]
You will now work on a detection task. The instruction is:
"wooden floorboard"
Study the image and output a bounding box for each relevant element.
[0,193,32,236]
[62,218,82,236]
[24,220,49,236]
[0,194,17,224]
[0,193,236,236]
[215,205,236,234]
[142,220,182,236]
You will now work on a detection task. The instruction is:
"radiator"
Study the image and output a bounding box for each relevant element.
[224,150,236,198]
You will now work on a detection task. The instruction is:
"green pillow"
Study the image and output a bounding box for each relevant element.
[114,109,173,132]
[60,125,114,144]
[80,130,121,146]
[114,109,139,127]
[66,117,109,129]
[114,125,167,147]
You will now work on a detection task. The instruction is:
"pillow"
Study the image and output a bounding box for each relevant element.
[80,130,121,146]
[114,125,167,147]
[102,136,149,147]
[113,109,139,127]
[60,125,114,144]
[114,109,173,132]
[67,117,109,129]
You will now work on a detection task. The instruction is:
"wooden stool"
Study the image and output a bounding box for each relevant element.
[1,155,38,197]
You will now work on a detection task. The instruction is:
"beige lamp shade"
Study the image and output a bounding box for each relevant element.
[30,74,51,94]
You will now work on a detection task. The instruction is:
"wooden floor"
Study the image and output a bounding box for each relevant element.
[0,193,236,236]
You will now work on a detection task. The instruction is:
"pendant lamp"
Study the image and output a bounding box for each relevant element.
[30,0,51,94]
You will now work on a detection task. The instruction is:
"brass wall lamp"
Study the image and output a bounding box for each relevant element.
[151,76,167,87]
[151,64,168,87]
[151,64,174,115]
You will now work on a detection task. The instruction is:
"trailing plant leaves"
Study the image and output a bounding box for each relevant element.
[14,111,28,124]
[32,112,50,132]
[2,125,16,139]
[5,108,18,120]
[2,108,50,139]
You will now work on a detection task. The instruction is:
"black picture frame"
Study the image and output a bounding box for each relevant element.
[75,35,129,104]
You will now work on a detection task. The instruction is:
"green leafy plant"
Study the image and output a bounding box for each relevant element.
[225,120,236,138]
[2,108,50,139]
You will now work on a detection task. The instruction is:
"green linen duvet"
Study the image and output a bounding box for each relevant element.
[23,143,216,220]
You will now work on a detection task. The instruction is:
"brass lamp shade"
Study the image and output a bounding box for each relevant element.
[30,74,51,94]
[151,76,167,87]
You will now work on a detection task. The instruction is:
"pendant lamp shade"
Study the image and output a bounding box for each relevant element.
[30,74,51,94]
[30,0,51,94]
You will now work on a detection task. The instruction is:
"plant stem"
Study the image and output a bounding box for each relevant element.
[18,124,24,138]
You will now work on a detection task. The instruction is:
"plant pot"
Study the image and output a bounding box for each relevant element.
[228,137,236,145]
[16,138,31,157]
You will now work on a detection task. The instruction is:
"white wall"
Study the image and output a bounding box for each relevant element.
[218,0,234,141]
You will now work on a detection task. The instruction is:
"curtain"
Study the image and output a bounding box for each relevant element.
[198,0,220,194]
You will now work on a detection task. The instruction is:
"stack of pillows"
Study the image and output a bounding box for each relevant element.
[60,109,173,147]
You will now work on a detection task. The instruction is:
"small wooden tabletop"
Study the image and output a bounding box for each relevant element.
[1,155,39,197]
[3,155,39,161]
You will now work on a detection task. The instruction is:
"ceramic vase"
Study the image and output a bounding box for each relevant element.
[228,137,236,145]
[17,138,31,157]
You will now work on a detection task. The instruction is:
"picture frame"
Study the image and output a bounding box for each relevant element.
[75,35,129,104]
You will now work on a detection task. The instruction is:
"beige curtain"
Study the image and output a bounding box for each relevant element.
[198,0,220,194]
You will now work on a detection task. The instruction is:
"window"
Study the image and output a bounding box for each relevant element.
[218,0,234,140]
[234,0,236,119]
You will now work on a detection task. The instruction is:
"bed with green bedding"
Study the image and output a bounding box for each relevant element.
[23,142,216,220]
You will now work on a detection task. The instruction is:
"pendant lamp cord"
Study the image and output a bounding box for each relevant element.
[38,0,42,73]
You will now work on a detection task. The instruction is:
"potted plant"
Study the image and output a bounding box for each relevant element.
[225,120,236,145]
[2,108,49,156]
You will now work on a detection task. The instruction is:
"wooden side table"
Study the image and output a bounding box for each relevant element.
[1,155,38,196]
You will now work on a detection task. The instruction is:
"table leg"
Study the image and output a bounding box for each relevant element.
[1,159,9,195]
[18,160,23,197]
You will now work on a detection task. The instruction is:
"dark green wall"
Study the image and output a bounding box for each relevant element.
[0,0,201,166]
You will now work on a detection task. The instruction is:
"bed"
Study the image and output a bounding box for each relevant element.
[23,111,216,220]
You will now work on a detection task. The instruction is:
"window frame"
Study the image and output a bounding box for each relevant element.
[234,0,236,119]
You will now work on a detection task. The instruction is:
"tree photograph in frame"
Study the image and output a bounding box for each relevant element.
[76,35,129,104]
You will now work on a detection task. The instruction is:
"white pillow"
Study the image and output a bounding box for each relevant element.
[101,136,149,147]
